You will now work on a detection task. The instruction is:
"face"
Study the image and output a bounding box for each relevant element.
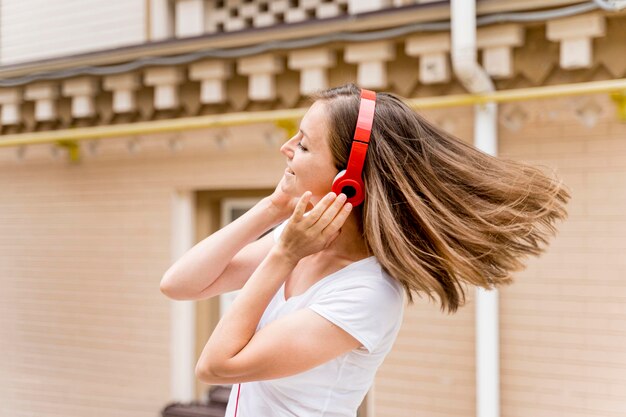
[280,100,340,205]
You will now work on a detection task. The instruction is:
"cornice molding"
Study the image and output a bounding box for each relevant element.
[0,0,592,79]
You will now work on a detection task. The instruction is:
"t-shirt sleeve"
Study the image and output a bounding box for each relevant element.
[272,212,311,243]
[308,277,404,354]
[272,219,289,243]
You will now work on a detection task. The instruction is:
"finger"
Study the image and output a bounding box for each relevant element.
[292,191,311,222]
[304,191,338,226]
[322,200,353,237]
[314,192,348,231]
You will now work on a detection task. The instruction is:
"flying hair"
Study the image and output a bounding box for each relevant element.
[308,83,571,314]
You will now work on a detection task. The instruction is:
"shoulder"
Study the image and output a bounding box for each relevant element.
[310,259,404,316]
[307,261,404,353]
[330,258,403,303]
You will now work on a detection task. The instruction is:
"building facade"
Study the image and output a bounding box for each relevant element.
[1,1,625,416]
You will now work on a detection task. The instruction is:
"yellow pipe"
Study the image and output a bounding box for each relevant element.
[0,78,624,149]
[407,78,626,108]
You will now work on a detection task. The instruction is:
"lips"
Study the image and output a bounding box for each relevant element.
[285,167,295,176]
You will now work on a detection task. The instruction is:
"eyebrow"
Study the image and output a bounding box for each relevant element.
[299,129,310,140]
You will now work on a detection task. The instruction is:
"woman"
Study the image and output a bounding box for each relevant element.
[160,83,570,416]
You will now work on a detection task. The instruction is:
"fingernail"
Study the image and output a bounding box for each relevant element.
[344,203,352,210]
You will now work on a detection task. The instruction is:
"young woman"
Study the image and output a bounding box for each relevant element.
[160,83,570,416]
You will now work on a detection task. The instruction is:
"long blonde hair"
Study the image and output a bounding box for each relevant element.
[309,83,571,314]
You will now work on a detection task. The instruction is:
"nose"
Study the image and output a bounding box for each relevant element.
[280,134,297,158]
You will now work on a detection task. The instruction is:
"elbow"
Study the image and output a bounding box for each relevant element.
[195,364,211,383]
[160,274,182,300]
[195,361,221,384]
[159,275,173,296]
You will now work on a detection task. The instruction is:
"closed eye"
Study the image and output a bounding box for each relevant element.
[297,141,307,151]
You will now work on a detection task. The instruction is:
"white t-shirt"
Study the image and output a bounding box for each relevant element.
[224,217,405,417]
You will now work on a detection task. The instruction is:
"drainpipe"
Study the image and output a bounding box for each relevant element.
[450,2,499,417]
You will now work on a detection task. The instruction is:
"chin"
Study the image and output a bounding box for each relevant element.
[280,181,293,192]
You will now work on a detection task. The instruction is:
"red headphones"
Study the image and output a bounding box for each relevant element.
[331,88,377,207]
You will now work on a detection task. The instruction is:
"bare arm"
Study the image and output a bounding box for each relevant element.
[160,196,286,300]
[196,191,359,383]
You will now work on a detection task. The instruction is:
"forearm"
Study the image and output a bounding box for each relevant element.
[197,246,298,376]
[161,196,286,298]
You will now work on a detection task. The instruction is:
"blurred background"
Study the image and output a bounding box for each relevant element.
[0,0,625,416]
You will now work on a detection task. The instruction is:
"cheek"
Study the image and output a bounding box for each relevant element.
[295,159,336,190]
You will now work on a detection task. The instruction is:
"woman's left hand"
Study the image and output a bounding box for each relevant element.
[276,191,353,263]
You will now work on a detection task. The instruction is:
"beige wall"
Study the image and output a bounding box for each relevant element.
[0,125,288,416]
[0,0,146,65]
[498,95,626,417]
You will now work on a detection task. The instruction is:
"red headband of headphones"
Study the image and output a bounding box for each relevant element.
[331,88,377,207]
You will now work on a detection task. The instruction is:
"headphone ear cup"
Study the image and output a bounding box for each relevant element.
[333,169,346,183]
[331,169,346,196]
[332,169,363,203]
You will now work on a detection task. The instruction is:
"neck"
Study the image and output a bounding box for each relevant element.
[316,210,371,261]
